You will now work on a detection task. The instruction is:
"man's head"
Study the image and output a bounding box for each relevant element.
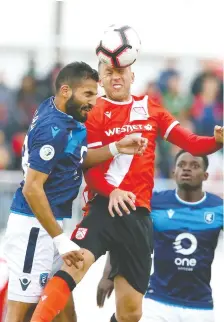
[55,62,99,122]
[98,61,134,102]
[167,72,180,94]
[173,150,209,190]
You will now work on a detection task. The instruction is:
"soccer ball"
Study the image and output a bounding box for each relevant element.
[96,25,141,68]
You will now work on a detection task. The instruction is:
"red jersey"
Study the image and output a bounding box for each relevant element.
[85,95,179,210]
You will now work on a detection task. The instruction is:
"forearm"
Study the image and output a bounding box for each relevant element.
[102,252,112,278]
[23,184,63,238]
[84,166,115,197]
[167,125,222,155]
[83,144,115,169]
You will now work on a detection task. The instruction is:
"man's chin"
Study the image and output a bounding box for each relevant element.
[179,182,194,190]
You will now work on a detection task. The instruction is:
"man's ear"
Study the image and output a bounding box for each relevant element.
[60,85,72,99]
[203,172,209,182]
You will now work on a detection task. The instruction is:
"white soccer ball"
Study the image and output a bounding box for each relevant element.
[96,24,141,68]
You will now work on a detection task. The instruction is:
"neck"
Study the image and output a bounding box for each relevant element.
[201,92,216,104]
[106,93,132,102]
[54,96,66,113]
[176,187,204,202]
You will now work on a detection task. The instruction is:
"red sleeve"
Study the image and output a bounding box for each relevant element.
[167,125,222,155]
[154,101,179,139]
[84,166,116,197]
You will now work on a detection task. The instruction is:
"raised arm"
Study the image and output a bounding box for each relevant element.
[167,125,223,155]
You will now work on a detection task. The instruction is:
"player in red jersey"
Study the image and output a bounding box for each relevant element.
[31,62,223,322]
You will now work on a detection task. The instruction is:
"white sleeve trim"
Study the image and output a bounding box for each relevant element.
[164,121,179,139]
[88,141,103,148]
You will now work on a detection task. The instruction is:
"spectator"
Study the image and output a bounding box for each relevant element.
[15,75,40,130]
[190,74,223,136]
[191,59,223,102]
[0,73,15,141]
[11,131,26,170]
[0,130,10,170]
[162,72,192,122]
[144,81,162,104]
[157,58,178,93]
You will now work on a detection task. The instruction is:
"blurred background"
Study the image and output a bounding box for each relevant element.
[0,0,223,321]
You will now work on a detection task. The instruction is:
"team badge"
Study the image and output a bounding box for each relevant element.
[204,212,215,224]
[75,227,88,240]
[39,273,49,288]
[39,145,55,161]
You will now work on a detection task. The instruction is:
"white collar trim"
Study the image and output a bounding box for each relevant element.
[175,189,207,205]
[101,96,133,105]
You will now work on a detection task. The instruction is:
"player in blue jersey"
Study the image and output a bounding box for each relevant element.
[96,150,223,322]
[3,61,148,322]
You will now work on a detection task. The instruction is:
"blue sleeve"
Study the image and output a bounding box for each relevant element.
[28,126,68,174]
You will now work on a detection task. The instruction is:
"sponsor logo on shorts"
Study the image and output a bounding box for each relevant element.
[19,277,31,291]
[204,212,215,224]
[75,227,88,240]
[39,273,49,288]
[39,145,55,161]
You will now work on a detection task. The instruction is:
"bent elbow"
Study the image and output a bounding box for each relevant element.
[22,182,40,200]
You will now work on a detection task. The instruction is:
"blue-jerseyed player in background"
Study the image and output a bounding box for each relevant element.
[97,150,223,322]
[3,62,147,322]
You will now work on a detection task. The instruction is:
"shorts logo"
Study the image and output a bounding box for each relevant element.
[204,212,215,224]
[39,273,49,288]
[39,145,55,161]
[19,277,31,291]
[75,227,88,240]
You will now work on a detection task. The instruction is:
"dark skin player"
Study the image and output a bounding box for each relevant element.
[96,151,210,307]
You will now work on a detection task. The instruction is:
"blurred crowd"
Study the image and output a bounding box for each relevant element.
[0,58,223,180]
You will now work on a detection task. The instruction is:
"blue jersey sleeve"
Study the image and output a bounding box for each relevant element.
[28,126,68,174]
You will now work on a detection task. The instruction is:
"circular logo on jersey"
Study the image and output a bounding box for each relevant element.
[173,233,197,256]
[39,145,55,161]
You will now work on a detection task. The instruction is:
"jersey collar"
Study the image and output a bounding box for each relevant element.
[175,189,207,205]
[101,96,133,105]
[51,97,73,119]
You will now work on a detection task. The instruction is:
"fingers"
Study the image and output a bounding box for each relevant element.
[108,199,115,217]
[97,288,106,308]
[124,195,136,211]
[63,251,84,269]
[107,286,114,298]
[118,196,130,214]
[113,201,123,217]
[108,191,136,217]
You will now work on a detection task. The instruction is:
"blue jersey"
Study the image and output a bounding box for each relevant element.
[145,190,223,309]
[11,97,87,219]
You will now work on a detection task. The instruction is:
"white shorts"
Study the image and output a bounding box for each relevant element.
[3,213,64,303]
[140,298,215,322]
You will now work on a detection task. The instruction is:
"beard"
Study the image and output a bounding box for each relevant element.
[65,95,89,123]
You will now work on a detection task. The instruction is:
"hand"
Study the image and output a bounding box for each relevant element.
[109,188,136,217]
[116,135,148,155]
[214,125,224,144]
[53,233,84,268]
[62,249,84,269]
[97,277,114,308]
